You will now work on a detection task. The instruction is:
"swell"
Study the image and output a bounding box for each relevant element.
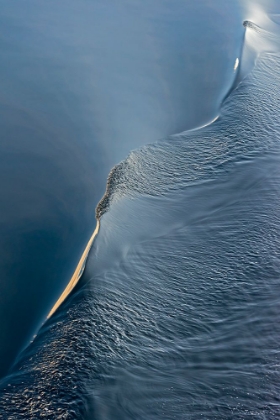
[1,22,280,419]
[96,54,280,220]
[46,17,262,318]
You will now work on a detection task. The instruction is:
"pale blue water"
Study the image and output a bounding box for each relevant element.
[1,1,280,419]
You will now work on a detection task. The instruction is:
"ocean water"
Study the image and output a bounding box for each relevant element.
[0,0,243,377]
[1,1,280,419]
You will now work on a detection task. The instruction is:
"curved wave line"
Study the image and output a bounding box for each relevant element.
[48,220,100,318]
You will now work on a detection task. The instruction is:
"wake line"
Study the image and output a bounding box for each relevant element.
[48,150,134,317]
[48,160,127,318]
[49,19,265,319]
[48,220,100,318]
[48,117,224,319]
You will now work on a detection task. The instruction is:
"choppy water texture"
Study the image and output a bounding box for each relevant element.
[1,2,280,420]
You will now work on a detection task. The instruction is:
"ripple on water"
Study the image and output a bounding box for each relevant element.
[1,17,280,420]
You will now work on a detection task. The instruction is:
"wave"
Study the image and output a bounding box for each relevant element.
[96,55,280,218]
[1,17,280,420]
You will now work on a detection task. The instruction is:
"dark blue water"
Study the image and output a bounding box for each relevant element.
[0,0,243,377]
[1,0,280,419]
